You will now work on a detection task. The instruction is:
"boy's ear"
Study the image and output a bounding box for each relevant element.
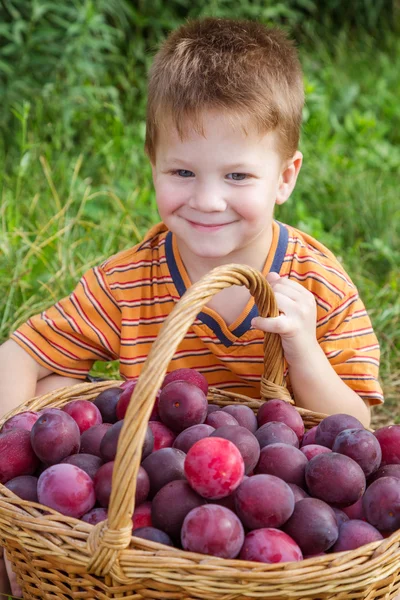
[276,151,303,206]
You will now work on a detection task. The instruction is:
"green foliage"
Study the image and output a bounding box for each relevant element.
[0,2,399,411]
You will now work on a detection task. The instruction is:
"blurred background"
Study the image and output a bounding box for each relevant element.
[0,0,399,425]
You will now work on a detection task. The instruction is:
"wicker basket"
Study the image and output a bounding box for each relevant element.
[1,264,400,600]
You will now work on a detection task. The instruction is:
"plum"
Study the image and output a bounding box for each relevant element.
[305,452,366,507]
[37,464,95,518]
[257,400,304,441]
[173,424,215,454]
[161,368,208,396]
[1,411,39,433]
[31,411,80,464]
[235,474,294,530]
[181,504,244,558]
[210,425,260,475]
[80,423,112,457]
[0,429,39,483]
[315,414,364,449]
[5,475,38,502]
[151,479,206,539]
[93,387,122,423]
[240,528,303,563]
[63,399,102,433]
[158,381,208,433]
[61,453,103,480]
[184,437,244,499]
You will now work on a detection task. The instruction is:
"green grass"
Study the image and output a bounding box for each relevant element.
[0,25,399,426]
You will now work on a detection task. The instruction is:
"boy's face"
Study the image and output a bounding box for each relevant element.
[151,110,301,265]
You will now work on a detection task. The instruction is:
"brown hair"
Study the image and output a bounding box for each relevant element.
[145,17,304,163]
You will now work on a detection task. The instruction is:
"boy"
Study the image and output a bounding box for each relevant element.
[0,17,383,596]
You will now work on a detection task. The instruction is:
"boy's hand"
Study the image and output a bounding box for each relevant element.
[251,272,319,365]
[3,551,22,597]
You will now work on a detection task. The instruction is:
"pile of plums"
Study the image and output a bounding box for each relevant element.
[1,368,399,565]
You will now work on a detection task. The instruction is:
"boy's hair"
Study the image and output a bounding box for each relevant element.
[145,17,304,163]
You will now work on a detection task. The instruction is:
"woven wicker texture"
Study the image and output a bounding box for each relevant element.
[0,263,399,599]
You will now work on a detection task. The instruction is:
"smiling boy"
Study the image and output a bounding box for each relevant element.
[0,17,383,596]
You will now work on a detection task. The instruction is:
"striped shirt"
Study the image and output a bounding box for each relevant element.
[12,220,384,405]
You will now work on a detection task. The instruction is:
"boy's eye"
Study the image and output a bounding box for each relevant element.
[227,173,248,181]
[175,169,194,178]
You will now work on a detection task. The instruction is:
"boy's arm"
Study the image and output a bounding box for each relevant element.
[251,273,374,428]
[0,339,50,417]
[0,340,84,419]
[0,339,57,418]
[287,343,371,426]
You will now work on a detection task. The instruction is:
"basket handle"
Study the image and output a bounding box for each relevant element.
[86,263,292,576]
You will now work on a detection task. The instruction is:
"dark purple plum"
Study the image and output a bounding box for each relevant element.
[142,425,154,460]
[81,507,108,525]
[287,483,309,503]
[362,476,400,532]
[80,423,112,457]
[257,400,304,441]
[331,507,350,528]
[135,466,150,507]
[315,414,364,449]
[255,421,299,449]
[332,428,381,477]
[93,387,122,423]
[368,464,400,485]
[133,526,174,546]
[142,448,186,498]
[255,443,308,487]
[283,498,339,555]
[151,479,206,539]
[234,474,294,530]
[342,497,366,521]
[222,405,257,433]
[100,420,124,462]
[332,519,382,552]
[173,424,215,454]
[5,475,38,502]
[205,411,239,429]
[301,426,317,447]
[158,381,208,433]
[31,411,80,465]
[93,461,114,507]
[305,452,366,507]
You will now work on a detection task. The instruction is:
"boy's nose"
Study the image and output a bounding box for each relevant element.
[189,185,227,212]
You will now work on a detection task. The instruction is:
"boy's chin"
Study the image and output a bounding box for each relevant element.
[183,242,237,261]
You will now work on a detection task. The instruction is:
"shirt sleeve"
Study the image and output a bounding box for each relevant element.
[317,291,383,406]
[11,265,121,379]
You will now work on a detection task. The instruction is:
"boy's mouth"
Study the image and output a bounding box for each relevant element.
[186,219,233,231]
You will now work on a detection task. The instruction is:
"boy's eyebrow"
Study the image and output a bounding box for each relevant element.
[166,158,258,171]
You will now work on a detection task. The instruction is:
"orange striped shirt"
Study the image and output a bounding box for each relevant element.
[12,220,383,405]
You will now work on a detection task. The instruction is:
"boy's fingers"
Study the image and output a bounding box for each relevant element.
[266,272,280,284]
[251,315,291,335]
[4,555,22,598]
